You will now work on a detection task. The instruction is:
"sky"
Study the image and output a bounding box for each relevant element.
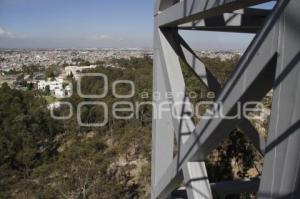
[0,0,276,50]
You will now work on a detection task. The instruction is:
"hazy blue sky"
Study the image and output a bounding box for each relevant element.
[0,0,275,49]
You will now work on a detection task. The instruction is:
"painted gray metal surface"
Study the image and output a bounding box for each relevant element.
[152,0,300,198]
[259,0,300,198]
[178,8,269,33]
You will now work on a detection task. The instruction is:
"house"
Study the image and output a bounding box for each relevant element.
[64,65,97,79]
[37,78,71,98]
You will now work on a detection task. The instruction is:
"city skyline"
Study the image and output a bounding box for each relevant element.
[0,0,275,50]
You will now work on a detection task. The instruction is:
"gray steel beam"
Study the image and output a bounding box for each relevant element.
[154,0,284,195]
[258,0,300,198]
[163,30,221,93]
[171,178,261,198]
[232,8,271,16]
[178,25,260,33]
[211,178,260,196]
[183,162,212,199]
[157,28,194,143]
[163,29,266,154]
[178,9,269,33]
[158,0,180,12]
[153,0,300,198]
[151,18,175,199]
[158,0,272,27]
[180,0,283,162]
[157,27,213,199]
[151,46,175,189]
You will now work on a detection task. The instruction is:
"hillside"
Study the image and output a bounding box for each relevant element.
[0,56,269,198]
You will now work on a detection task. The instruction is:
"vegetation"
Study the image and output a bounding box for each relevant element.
[44,95,57,104]
[45,68,56,80]
[22,64,44,78]
[0,57,152,198]
[72,58,91,66]
[0,56,263,198]
[2,69,21,75]
[0,83,62,197]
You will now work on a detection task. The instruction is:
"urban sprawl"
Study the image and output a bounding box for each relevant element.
[0,48,240,98]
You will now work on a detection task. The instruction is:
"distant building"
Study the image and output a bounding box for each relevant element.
[37,78,71,98]
[47,102,61,110]
[64,65,97,79]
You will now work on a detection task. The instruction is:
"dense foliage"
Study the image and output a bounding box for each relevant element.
[0,56,262,198]
[0,57,152,198]
[0,83,62,197]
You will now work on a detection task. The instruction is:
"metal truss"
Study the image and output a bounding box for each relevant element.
[152,0,300,198]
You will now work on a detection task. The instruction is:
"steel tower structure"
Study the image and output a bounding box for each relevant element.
[152,0,300,198]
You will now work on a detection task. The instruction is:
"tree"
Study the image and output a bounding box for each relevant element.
[45,68,56,80]
[45,85,50,95]
[0,85,62,195]
[67,71,74,79]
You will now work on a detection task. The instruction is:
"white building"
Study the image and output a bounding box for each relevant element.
[47,102,62,110]
[37,78,71,98]
[64,65,97,80]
